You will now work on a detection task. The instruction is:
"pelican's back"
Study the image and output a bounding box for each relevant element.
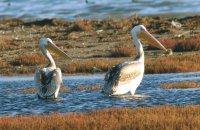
[103,61,144,95]
[34,68,62,99]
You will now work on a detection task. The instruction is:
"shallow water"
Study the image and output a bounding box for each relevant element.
[0,0,200,20]
[1,72,200,116]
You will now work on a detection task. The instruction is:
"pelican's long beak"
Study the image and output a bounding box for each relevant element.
[139,29,168,51]
[45,41,72,60]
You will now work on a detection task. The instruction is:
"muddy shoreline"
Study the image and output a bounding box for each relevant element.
[0,15,200,76]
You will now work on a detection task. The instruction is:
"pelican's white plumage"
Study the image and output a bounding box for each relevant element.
[102,25,172,96]
[34,38,71,99]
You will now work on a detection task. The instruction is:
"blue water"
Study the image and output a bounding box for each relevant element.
[0,0,200,20]
[1,72,200,116]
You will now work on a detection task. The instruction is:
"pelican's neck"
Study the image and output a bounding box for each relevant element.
[40,45,56,69]
[133,32,144,62]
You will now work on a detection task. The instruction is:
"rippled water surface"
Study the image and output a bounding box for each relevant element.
[1,72,200,116]
[0,0,200,20]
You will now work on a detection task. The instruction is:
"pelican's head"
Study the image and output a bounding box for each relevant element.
[131,25,147,35]
[39,38,72,60]
[131,25,172,55]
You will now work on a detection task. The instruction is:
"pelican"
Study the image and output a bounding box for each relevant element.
[102,25,172,96]
[34,38,71,99]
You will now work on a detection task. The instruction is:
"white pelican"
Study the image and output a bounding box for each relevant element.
[102,25,172,96]
[34,38,71,99]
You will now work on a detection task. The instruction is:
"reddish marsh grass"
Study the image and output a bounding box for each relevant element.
[174,36,200,52]
[76,84,100,91]
[11,52,46,66]
[1,106,200,130]
[17,88,35,94]
[146,38,177,50]
[64,53,200,74]
[110,44,135,57]
[5,53,200,75]
[60,87,71,93]
[147,36,200,52]
[160,81,200,89]
[66,54,200,74]
[3,85,100,94]
[75,19,93,31]
[158,38,177,49]
[2,85,100,94]
[145,53,200,74]
[4,87,71,94]
[63,58,126,73]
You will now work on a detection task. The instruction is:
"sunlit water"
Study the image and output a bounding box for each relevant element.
[1,72,200,116]
[0,0,200,20]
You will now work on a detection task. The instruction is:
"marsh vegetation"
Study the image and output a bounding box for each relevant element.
[1,15,200,75]
[1,15,200,129]
[160,81,200,89]
[1,106,200,130]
